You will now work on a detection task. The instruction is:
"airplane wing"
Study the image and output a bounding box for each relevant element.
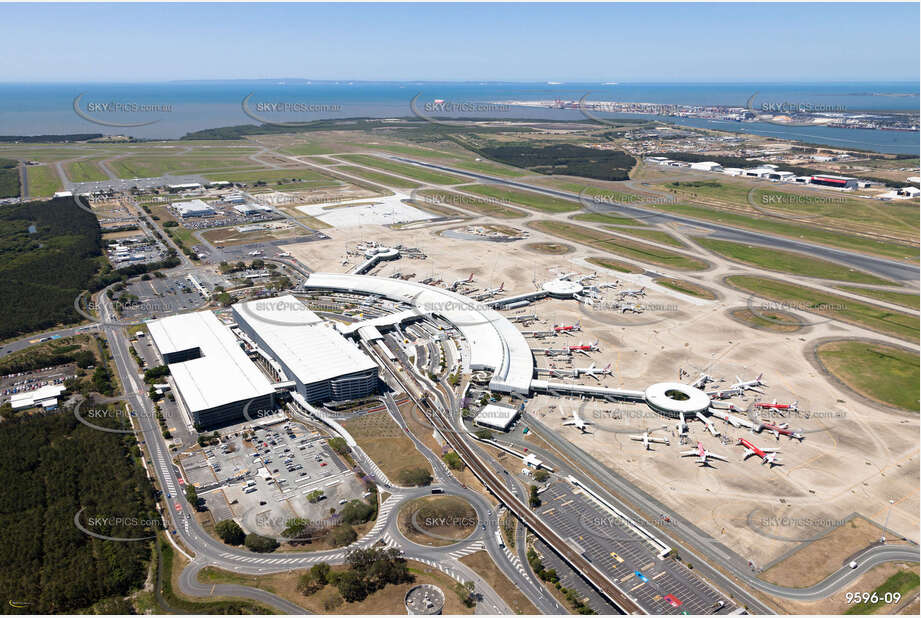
[629,435,643,441]
[707,451,729,462]
[742,449,754,459]
[762,448,780,453]
[680,450,698,457]
[562,420,575,426]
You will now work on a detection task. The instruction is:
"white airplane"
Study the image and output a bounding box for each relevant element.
[278,251,292,257]
[690,373,715,389]
[522,330,557,339]
[707,386,743,400]
[681,441,728,466]
[450,273,474,291]
[731,373,766,393]
[630,430,670,450]
[248,250,263,256]
[739,438,781,466]
[561,408,593,433]
[695,411,720,437]
[619,287,646,298]
[618,302,643,314]
[538,362,613,381]
[475,282,505,300]
[675,412,689,437]
[710,406,756,430]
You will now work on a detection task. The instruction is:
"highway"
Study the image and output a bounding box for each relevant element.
[385,155,920,282]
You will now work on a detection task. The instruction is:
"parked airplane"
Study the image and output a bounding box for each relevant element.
[680,441,728,465]
[553,321,582,334]
[562,408,593,433]
[567,340,600,356]
[450,273,475,291]
[710,405,756,430]
[630,430,670,450]
[618,302,643,314]
[731,373,766,393]
[538,362,612,381]
[754,399,798,413]
[475,282,505,300]
[522,330,557,339]
[278,251,292,257]
[690,373,715,389]
[619,287,646,298]
[510,314,538,323]
[738,438,781,466]
[707,386,744,400]
[758,420,804,441]
[248,250,263,256]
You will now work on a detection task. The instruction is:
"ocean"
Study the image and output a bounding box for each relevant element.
[0,81,917,154]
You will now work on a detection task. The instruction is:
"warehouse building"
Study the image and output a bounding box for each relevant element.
[810,174,857,189]
[148,311,275,429]
[172,199,215,218]
[473,404,520,432]
[232,295,379,404]
[689,161,723,172]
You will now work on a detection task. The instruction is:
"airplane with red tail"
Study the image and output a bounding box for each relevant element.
[738,438,781,466]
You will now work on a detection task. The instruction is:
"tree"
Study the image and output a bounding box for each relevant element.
[529,484,541,508]
[215,519,245,545]
[533,469,550,482]
[397,467,433,487]
[329,524,357,547]
[442,451,464,471]
[474,428,493,440]
[328,437,350,455]
[307,489,324,503]
[184,484,199,510]
[297,562,330,595]
[340,500,375,525]
[456,580,476,607]
[283,517,312,541]
[335,570,367,602]
[244,533,279,553]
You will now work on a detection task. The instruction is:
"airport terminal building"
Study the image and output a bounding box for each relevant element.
[147,311,275,429]
[232,295,380,404]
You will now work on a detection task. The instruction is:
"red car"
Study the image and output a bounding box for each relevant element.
[664,594,682,608]
[320,462,327,467]
[174,503,182,512]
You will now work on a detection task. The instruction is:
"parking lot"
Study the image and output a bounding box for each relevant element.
[120,275,210,319]
[537,481,733,615]
[185,419,367,538]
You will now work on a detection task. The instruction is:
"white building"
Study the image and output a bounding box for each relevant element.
[147,311,275,428]
[722,167,745,176]
[232,295,379,404]
[689,161,723,172]
[172,199,215,218]
[473,404,520,432]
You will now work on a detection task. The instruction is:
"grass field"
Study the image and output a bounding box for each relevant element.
[573,211,647,226]
[25,164,63,196]
[279,142,335,156]
[463,184,580,214]
[338,154,468,185]
[844,570,919,614]
[653,202,919,263]
[332,165,422,189]
[726,307,803,333]
[460,551,539,614]
[397,495,477,547]
[654,277,717,299]
[0,158,19,198]
[530,220,708,271]
[606,226,686,248]
[816,340,919,412]
[341,411,433,483]
[413,188,525,218]
[697,237,893,285]
[110,156,255,178]
[205,167,340,190]
[64,159,109,182]
[834,286,920,310]
[662,181,918,240]
[585,255,644,274]
[725,275,919,343]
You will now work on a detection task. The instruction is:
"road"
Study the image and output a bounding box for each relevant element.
[385,155,919,282]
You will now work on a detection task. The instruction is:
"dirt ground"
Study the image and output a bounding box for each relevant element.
[281,220,919,569]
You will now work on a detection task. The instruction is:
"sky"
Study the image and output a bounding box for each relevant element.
[1,2,918,82]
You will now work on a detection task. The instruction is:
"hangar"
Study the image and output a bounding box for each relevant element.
[232,295,380,404]
[147,311,275,429]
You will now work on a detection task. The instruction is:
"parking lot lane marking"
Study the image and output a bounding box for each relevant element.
[630,582,645,592]
[652,571,667,580]
[620,573,635,582]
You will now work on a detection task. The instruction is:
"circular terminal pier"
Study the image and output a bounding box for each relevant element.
[541,278,584,299]
[644,382,711,418]
[405,584,445,615]
[364,246,400,260]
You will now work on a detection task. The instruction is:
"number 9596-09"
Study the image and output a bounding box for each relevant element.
[845,592,901,605]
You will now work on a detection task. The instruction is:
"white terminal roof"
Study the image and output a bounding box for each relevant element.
[148,311,274,414]
[232,295,377,385]
[302,273,534,393]
[474,404,520,430]
[644,382,711,415]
